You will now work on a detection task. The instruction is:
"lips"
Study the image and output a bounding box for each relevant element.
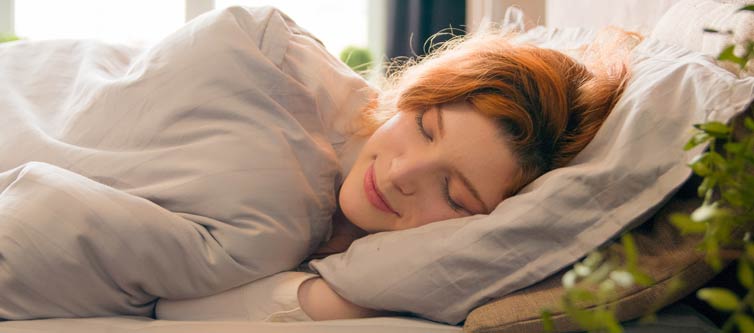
[364,162,398,216]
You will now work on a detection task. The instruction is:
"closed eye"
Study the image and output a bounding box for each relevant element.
[417,109,470,215]
[415,110,433,142]
[443,177,469,215]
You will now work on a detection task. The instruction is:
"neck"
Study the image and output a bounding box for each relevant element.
[331,207,368,240]
[309,208,368,258]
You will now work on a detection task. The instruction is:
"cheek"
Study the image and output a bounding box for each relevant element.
[404,198,457,229]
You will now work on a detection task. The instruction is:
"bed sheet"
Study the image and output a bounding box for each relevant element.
[0,303,719,333]
[0,316,461,333]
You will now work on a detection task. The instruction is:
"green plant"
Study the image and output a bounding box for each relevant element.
[0,34,20,43]
[673,108,754,333]
[339,45,373,78]
[542,6,754,333]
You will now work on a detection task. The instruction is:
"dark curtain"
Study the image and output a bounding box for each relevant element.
[385,0,466,61]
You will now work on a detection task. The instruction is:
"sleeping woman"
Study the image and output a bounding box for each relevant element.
[157,14,639,322]
[0,6,638,323]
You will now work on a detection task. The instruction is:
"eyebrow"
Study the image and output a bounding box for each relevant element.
[436,106,490,214]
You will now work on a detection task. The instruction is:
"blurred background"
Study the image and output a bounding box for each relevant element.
[0,0,676,78]
[0,0,675,79]
[0,0,486,80]
[0,0,468,79]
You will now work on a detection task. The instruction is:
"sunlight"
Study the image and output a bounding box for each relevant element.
[215,0,369,56]
[15,0,185,46]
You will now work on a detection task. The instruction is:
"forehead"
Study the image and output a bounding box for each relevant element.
[438,102,518,208]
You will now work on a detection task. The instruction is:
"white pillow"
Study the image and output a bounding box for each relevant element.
[310,28,754,324]
[651,0,754,58]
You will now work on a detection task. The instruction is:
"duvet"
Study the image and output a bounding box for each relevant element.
[0,6,373,319]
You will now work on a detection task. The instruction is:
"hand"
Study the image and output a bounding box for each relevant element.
[297,277,393,320]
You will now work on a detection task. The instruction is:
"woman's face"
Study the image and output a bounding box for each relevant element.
[339,102,519,233]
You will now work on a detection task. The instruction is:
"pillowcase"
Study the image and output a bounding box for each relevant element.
[651,0,754,60]
[464,102,751,332]
[463,177,714,333]
[310,27,754,325]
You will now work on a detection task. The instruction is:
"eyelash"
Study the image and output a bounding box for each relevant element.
[415,110,433,142]
[443,177,466,213]
[416,110,467,214]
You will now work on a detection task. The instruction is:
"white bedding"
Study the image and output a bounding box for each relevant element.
[3,2,753,330]
[0,6,373,319]
[0,316,460,333]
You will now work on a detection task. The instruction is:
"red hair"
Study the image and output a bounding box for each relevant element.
[362,28,640,197]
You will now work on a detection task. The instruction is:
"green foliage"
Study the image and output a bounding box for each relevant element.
[0,34,20,43]
[697,288,741,311]
[542,7,754,332]
[339,45,373,78]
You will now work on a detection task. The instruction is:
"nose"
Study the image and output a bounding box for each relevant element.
[388,150,437,196]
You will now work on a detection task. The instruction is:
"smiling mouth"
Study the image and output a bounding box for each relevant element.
[364,162,399,216]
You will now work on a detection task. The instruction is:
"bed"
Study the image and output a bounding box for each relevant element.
[0,1,750,332]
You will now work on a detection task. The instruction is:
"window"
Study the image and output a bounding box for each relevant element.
[216,0,369,57]
[14,0,185,46]
[3,0,375,58]
[2,0,382,78]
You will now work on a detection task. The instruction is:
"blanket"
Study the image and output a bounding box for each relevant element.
[0,6,373,319]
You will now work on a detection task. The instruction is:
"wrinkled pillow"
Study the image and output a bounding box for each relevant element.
[310,27,754,325]
[651,0,754,60]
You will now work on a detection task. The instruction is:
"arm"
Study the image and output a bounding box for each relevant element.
[298,277,393,320]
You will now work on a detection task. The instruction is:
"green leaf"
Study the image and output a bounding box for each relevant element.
[685,132,712,151]
[745,117,754,131]
[724,142,743,154]
[584,260,615,285]
[583,251,604,268]
[705,240,723,272]
[707,151,727,169]
[698,121,732,138]
[740,260,754,289]
[541,309,555,333]
[703,28,720,33]
[718,45,747,68]
[566,288,598,303]
[723,188,745,208]
[0,34,20,43]
[698,177,717,198]
[697,288,741,311]
[597,311,623,333]
[746,243,754,261]
[670,213,707,234]
[689,153,712,176]
[736,314,754,333]
[628,268,655,287]
[738,5,754,12]
[622,233,638,268]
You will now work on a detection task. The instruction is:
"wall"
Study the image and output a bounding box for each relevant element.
[467,0,680,34]
[466,0,545,33]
